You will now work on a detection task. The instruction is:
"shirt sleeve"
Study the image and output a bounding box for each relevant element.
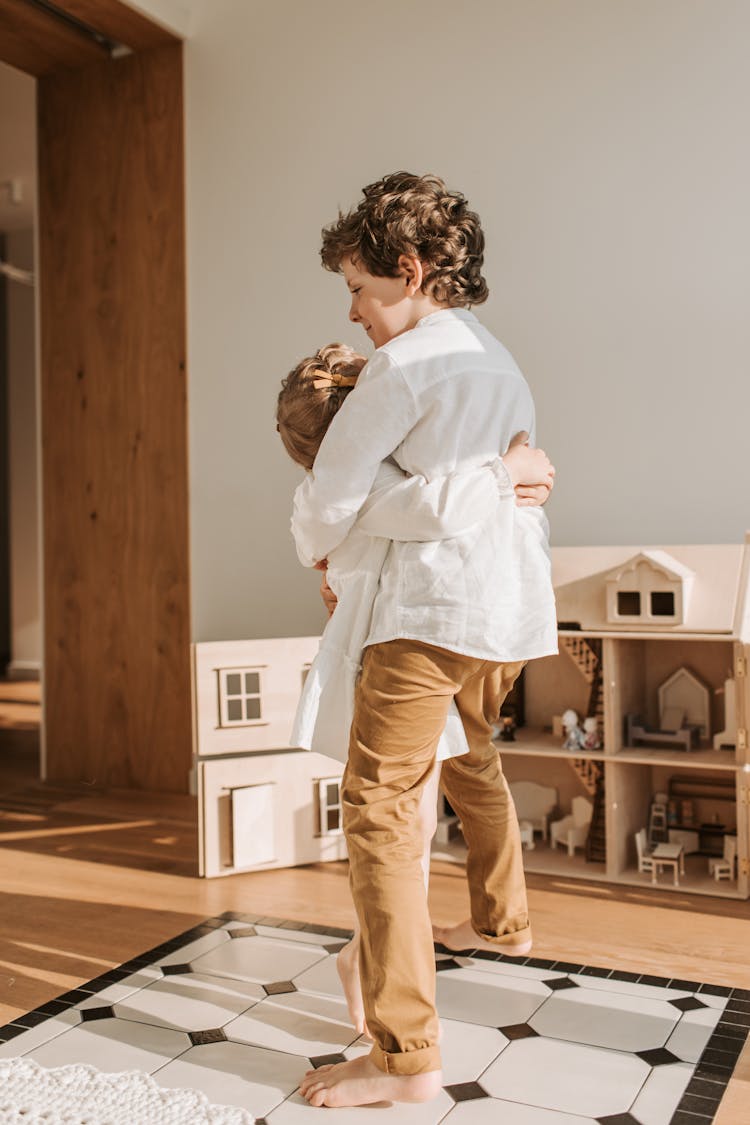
[355,457,515,541]
[290,350,421,566]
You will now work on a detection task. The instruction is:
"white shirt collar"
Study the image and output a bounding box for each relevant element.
[416,307,478,329]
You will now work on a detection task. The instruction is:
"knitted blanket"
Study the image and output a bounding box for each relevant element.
[0,1057,253,1124]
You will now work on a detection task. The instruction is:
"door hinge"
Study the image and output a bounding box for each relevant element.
[740,786,749,806]
[738,729,748,753]
[737,655,747,678]
[741,858,750,878]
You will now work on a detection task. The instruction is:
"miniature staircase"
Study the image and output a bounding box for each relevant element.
[572,757,602,797]
[585,773,607,863]
[560,637,606,859]
[560,636,605,794]
[560,636,605,730]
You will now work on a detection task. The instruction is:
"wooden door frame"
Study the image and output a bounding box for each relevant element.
[0,0,178,75]
[0,0,192,793]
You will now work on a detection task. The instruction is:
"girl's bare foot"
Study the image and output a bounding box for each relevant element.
[299,1055,442,1108]
[433,919,532,956]
[336,938,369,1037]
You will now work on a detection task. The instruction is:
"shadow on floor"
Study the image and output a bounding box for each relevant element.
[0,889,209,1024]
[0,728,197,877]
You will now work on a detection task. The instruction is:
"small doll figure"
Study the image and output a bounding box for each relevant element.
[582,716,601,750]
[499,715,516,742]
[561,708,583,750]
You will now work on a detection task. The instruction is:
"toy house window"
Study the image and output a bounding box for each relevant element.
[218,668,264,727]
[318,777,343,836]
[617,591,641,616]
[650,591,675,617]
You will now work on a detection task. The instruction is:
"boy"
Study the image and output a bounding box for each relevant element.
[293,172,558,1108]
[277,342,552,1039]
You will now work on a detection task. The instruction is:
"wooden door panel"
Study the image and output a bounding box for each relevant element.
[38,44,191,791]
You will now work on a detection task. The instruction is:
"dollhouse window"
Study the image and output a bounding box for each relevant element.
[218,667,264,727]
[650,591,675,616]
[617,591,641,616]
[318,777,343,836]
[606,552,689,626]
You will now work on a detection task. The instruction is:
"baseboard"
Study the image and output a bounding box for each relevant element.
[5,661,41,681]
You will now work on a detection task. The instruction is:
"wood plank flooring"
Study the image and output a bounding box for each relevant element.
[0,679,41,731]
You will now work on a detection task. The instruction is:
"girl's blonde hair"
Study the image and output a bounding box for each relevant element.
[277,343,366,470]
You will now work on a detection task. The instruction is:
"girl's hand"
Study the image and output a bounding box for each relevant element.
[318,567,337,617]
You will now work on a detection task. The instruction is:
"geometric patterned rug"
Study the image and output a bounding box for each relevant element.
[0,912,747,1124]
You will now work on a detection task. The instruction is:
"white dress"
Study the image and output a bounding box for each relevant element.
[291,456,515,764]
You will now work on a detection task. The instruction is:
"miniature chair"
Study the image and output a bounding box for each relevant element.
[635,828,655,874]
[509,780,557,843]
[708,835,737,882]
[648,800,669,845]
[550,796,593,857]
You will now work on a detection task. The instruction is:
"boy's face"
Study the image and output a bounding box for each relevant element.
[341,256,420,348]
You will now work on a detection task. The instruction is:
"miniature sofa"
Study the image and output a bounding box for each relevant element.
[509,780,557,843]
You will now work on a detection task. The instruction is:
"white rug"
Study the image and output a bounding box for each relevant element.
[0,1057,254,1125]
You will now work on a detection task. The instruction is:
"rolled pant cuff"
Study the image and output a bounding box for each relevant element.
[475,923,532,948]
[369,1042,442,1076]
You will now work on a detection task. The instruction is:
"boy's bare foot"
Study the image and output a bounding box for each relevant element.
[433,919,532,957]
[336,938,369,1037]
[299,1055,442,1107]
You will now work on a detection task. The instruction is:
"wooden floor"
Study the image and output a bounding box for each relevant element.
[0,678,41,732]
[1,729,748,1123]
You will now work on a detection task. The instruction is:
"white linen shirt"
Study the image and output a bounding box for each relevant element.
[291,457,503,763]
[291,308,558,663]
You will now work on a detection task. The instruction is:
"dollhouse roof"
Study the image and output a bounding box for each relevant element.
[605,550,694,584]
[552,538,750,637]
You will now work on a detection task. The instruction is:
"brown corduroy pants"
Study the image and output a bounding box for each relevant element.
[342,639,530,1076]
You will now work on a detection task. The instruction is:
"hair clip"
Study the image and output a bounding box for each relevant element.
[311,373,359,390]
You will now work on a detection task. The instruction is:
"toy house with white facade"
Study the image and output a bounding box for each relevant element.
[194,637,347,877]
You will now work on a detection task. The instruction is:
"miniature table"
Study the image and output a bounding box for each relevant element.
[651,842,685,886]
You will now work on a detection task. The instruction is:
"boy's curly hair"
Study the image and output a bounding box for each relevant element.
[277,343,366,471]
[321,171,488,308]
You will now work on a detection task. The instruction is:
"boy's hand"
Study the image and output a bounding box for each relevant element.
[502,442,555,490]
[515,483,552,507]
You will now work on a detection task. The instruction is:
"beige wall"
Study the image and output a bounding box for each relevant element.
[1,63,39,671]
[179,0,750,641]
[6,228,39,673]
[0,63,36,233]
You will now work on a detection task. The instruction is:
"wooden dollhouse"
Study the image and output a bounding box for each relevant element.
[193,637,347,877]
[492,536,750,900]
[194,535,749,899]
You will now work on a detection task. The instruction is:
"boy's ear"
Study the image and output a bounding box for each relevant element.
[397,254,424,295]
